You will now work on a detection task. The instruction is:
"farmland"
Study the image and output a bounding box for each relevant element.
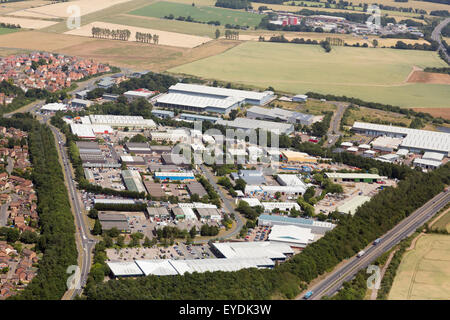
[388,234,450,300]
[169,41,450,109]
[0,27,19,36]
[129,1,263,27]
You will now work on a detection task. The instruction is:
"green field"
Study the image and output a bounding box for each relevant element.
[129,1,263,27]
[169,41,450,109]
[0,27,20,35]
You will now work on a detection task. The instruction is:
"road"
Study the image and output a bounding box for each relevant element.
[49,123,97,299]
[299,189,450,300]
[324,102,347,147]
[196,164,245,242]
[431,17,450,62]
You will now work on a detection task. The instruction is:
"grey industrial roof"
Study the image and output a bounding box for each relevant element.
[169,83,274,101]
[216,118,294,134]
[146,207,170,217]
[107,262,144,277]
[187,181,208,197]
[98,213,127,221]
[76,141,100,149]
[179,113,220,121]
[247,106,313,122]
[235,170,266,185]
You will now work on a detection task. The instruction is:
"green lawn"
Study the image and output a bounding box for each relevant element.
[169,41,450,109]
[129,1,263,27]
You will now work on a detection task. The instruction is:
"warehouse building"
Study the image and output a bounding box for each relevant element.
[187,181,208,198]
[161,153,190,167]
[261,202,301,212]
[70,124,114,140]
[281,150,317,163]
[123,89,155,101]
[352,121,450,156]
[179,113,220,123]
[87,115,156,129]
[151,109,174,119]
[413,158,442,170]
[211,241,293,261]
[143,180,165,198]
[121,170,146,194]
[245,185,306,196]
[98,213,130,233]
[154,171,195,181]
[120,155,146,166]
[146,207,170,219]
[150,131,187,143]
[216,118,294,135]
[239,198,262,207]
[258,214,336,235]
[246,106,315,126]
[40,102,67,113]
[79,153,106,164]
[156,93,243,114]
[196,208,222,221]
[337,195,371,216]
[325,172,384,183]
[102,93,119,101]
[276,174,307,187]
[268,225,315,248]
[371,136,403,153]
[94,198,137,205]
[231,169,266,185]
[149,145,173,155]
[168,83,275,106]
[125,142,152,155]
[70,98,92,108]
[110,257,275,277]
[292,94,308,102]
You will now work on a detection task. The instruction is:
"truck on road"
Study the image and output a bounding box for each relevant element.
[373,238,381,245]
[357,250,365,258]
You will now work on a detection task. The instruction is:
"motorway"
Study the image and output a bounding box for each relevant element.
[431,17,450,62]
[298,189,450,300]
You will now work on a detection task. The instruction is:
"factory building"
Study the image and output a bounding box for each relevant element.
[121,170,146,194]
[258,214,336,235]
[124,142,152,155]
[154,171,195,181]
[325,172,384,183]
[167,83,275,106]
[120,155,146,166]
[70,124,114,140]
[230,169,266,185]
[146,207,170,219]
[268,225,315,248]
[246,106,315,126]
[245,185,306,196]
[352,121,450,156]
[98,213,130,233]
[179,113,220,123]
[123,89,155,101]
[40,103,67,113]
[211,242,294,261]
[143,180,165,198]
[86,115,156,129]
[70,98,92,108]
[281,150,317,163]
[216,118,294,135]
[156,93,243,114]
[276,174,307,188]
[261,202,301,212]
[151,109,174,119]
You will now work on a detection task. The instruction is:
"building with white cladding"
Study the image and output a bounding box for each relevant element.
[258,214,336,235]
[276,174,307,187]
[268,225,315,248]
[245,185,306,196]
[85,115,156,129]
[156,93,243,114]
[352,121,450,156]
[211,241,294,261]
[167,83,275,106]
[216,118,294,135]
[107,257,275,277]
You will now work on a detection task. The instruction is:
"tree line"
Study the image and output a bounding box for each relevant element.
[135,32,159,44]
[3,115,77,300]
[91,27,131,41]
[224,29,239,40]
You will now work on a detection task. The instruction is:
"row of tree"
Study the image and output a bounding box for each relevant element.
[224,29,239,40]
[135,32,159,44]
[91,27,131,41]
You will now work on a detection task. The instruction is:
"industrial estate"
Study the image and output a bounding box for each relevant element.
[0,0,448,306]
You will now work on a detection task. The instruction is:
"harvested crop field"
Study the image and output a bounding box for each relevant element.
[0,16,58,29]
[0,30,239,71]
[407,71,450,85]
[64,21,212,48]
[389,234,450,300]
[8,0,132,19]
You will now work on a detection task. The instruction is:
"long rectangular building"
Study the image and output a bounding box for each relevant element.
[216,118,294,135]
[168,83,275,106]
[258,214,336,235]
[325,172,384,183]
[246,106,315,126]
[352,121,450,156]
[156,93,242,114]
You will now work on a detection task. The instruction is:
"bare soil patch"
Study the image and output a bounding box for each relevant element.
[0,16,58,29]
[407,71,450,85]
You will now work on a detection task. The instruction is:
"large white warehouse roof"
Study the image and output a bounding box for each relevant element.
[212,241,294,260]
[156,93,243,111]
[169,83,274,101]
[268,224,315,247]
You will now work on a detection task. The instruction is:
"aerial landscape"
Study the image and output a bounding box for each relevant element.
[0,0,448,310]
